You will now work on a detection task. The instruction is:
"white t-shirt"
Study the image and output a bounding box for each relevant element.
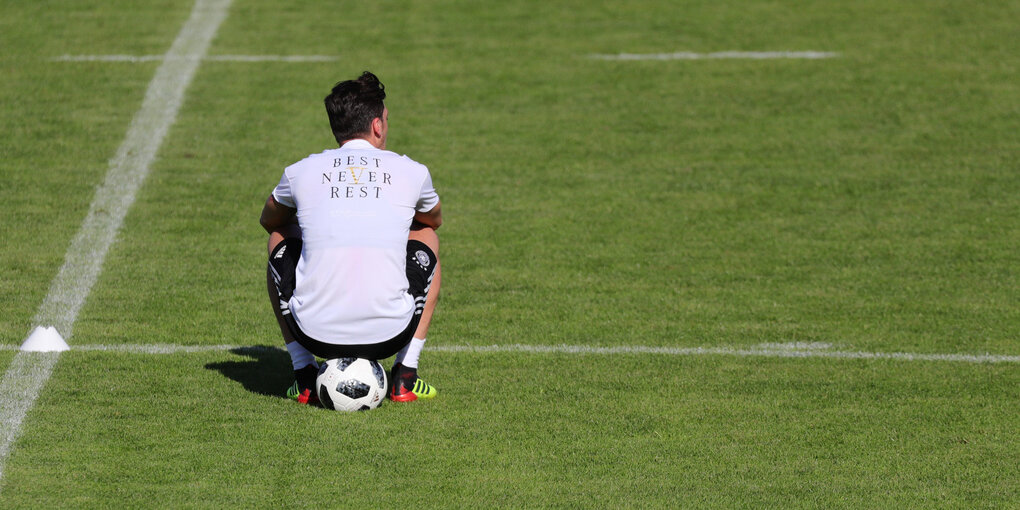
[272,139,439,344]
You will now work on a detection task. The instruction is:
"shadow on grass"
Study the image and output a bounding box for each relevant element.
[205,346,292,400]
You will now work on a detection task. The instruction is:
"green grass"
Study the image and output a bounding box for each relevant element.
[3,351,1017,508]
[1,0,1018,507]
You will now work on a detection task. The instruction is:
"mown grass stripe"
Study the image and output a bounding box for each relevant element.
[590,51,839,60]
[0,0,232,488]
[0,343,1015,364]
[53,54,339,63]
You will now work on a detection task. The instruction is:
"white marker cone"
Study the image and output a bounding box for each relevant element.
[20,326,70,352]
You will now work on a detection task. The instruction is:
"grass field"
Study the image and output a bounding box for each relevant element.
[1,0,1018,507]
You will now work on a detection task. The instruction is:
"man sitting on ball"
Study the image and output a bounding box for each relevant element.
[260,71,441,404]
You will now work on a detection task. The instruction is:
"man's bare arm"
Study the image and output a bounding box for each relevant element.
[260,194,296,233]
[413,202,442,230]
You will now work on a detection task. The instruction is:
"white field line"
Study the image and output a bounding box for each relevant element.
[0,0,232,488]
[54,54,338,63]
[590,51,839,61]
[433,344,1020,364]
[0,342,1016,364]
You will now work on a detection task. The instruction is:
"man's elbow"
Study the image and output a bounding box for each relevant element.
[259,208,277,232]
[260,194,296,233]
[259,215,274,233]
[411,217,441,232]
[416,203,442,230]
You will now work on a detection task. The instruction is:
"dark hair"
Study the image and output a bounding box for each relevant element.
[324,71,386,145]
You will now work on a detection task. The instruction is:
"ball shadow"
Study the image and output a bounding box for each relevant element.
[205,346,292,399]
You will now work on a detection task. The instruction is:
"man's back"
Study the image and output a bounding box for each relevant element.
[272,139,439,344]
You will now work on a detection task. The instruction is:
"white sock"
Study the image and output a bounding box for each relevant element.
[286,341,318,370]
[395,337,426,369]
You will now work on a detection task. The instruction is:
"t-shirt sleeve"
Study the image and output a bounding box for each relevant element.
[271,170,296,208]
[416,168,440,212]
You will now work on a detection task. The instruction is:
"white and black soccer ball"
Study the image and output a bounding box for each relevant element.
[316,358,388,412]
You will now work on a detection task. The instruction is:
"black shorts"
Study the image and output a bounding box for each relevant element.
[268,238,437,360]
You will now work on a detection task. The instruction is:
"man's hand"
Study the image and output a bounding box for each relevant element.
[260,194,296,233]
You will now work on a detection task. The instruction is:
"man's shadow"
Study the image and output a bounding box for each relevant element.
[205,346,293,399]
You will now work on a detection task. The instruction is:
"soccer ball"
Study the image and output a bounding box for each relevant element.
[316,358,388,411]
